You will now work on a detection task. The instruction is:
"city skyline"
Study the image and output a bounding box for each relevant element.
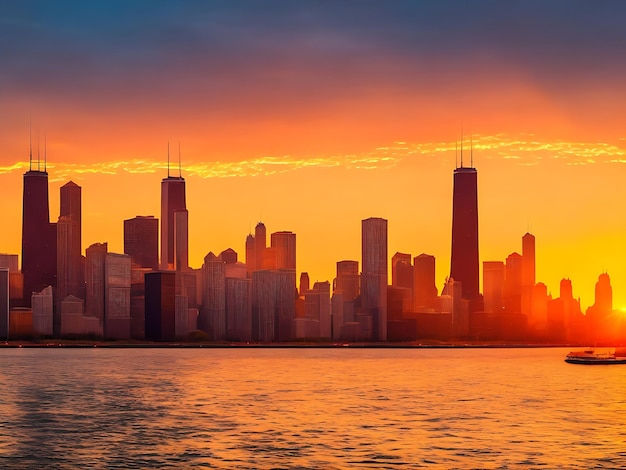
[2,1,626,310]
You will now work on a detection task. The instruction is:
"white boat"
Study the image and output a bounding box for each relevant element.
[565,349,626,365]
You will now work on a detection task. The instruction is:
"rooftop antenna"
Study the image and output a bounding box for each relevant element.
[470,134,474,168]
[178,141,182,178]
[37,129,40,172]
[460,127,464,168]
[29,115,33,171]
[44,131,47,172]
[455,141,458,169]
[167,141,170,177]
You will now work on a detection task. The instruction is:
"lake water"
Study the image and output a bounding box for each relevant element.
[0,347,625,469]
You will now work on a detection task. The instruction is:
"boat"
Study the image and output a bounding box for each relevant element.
[565,349,626,365]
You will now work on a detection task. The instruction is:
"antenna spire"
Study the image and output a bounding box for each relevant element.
[167,141,170,177]
[178,141,182,178]
[37,129,40,172]
[29,115,32,171]
[44,131,47,172]
[460,127,464,168]
[470,134,473,168]
[455,141,458,169]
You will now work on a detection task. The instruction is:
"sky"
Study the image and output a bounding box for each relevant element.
[1,0,626,310]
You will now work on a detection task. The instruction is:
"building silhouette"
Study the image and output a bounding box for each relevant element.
[145,271,176,341]
[56,181,83,336]
[450,164,479,302]
[521,232,535,316]
[85,242,107,322]
[160,155,187,270]
[391,252,413,289]
[124,216,158,270]
[361,217,388,341]
[413,254,437,311]
[21,166,57,305]
[271,231,296,271]
[483,261,505,314]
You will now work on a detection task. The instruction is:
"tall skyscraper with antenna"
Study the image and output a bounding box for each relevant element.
[449,138,480,302]
[21,125,57,305]
[160,143,187,270]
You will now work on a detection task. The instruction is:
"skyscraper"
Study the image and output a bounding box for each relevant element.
[56,181,83,335]
[160,153,187,270]
[361,217,388,341]
[271,231,296,270]
[124,215,158,270]
[450,164,479,301]
[145,271,176,341]
[335,260,359,302]
[21,156,57,304]
[254,222,267,270]
[521,232,535,316]
[483,261,505,314]
[413,254,437,311]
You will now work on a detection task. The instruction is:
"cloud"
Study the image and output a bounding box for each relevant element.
[2,135,624,181]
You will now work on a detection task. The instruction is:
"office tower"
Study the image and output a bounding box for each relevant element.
[255,222,267,270]
[31,285,53,336]
[104,253,131,339]
[0,268,8,340]
[504,253,523,314]
[299,272,310,296]
[413,254,437,311]
[251,269,296,342]
[521,232,535,316]
[590,273,612,318]
[483,261,505,314]
[160,156,187,270]
[245,233,256,275]
[391,252,412,289]
[145,271,176,341]
[271,231,296,270]
[335,260,359,302]
[531,282,549,330]
[225,277,252,341]
[331,291,344,339]
[21,158,57,304]
[450,164,479,301]
[0,254,22,309]
[303,281,331,339]
[85,242,107,321]
[124,216,158,270]
[361,217,388,341]
[56,181,83,335]
[200,252,226,340]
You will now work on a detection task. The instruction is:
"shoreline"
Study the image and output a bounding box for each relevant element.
[0,340,607,349]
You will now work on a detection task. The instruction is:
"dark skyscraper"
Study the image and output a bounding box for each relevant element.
[124,216,159,270]
[145,271,176,341]
[361,217,388,341]
[450,163,479,301]
[21,151,57,304]
[160,153,187,270]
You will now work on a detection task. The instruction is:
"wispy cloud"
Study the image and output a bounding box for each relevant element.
[1,134,624,180]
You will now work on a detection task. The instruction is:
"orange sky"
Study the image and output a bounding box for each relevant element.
[1,1,626,311]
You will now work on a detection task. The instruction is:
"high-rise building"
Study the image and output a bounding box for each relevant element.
[21,163,57,304]
[483,261,505,314]
[174,209,189,271]
[504,253,523,314]
[521,232,535,316]
[361,217,388,341]
[56,181,83,335]
[200,252,226,340]
[104,253,131,339]
[391,252,412,289]
[160,160,187,270]
[254,222,267,271]
[335,260,359,302]
[145,271,176,341]
[299,272,310,296]
[124,216,158,270]
[85,242,108,321]
[225,277,252,341]
[450,165,479,301]
[271,231,296,270]
[413,254,437,311]
[251,269,296,342]
[245,233,256,276]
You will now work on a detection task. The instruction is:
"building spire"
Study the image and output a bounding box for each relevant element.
[460,127,464,168]
[37,129,40,172]
[178,141,182,178]
[29,115,32,171]
[455,141,458,169]
[167,141,170,177]
[44,131,47,172]
[470,134,473,168]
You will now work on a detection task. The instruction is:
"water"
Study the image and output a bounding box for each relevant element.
[0,347,625,469]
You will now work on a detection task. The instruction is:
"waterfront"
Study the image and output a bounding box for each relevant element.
[0,348,625,468]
